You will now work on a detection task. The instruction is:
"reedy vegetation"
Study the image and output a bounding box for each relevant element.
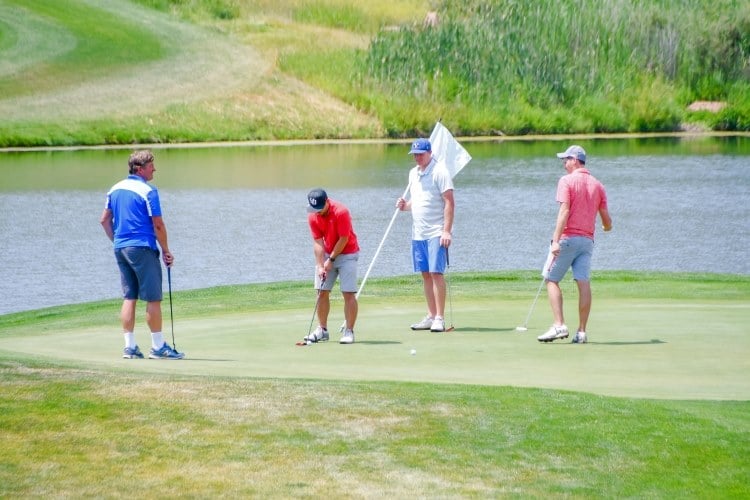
[1,0,749,145]
[306,0,750,135]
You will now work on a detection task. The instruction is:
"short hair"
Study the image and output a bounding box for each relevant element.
[128,150,154,174]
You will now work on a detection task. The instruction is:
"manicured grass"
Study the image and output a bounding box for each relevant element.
[0,272,748,497]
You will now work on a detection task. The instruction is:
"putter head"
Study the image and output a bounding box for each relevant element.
[515,326,528,332]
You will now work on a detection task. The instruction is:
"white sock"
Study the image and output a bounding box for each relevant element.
[124,332,136,349]
[435,316,443,320]
[151,332,165,350]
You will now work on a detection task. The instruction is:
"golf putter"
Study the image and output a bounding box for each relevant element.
[445,248,455,332]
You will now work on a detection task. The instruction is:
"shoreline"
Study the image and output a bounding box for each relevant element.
[2,131,748,153]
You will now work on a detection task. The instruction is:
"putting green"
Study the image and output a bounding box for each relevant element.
[1,281,747,401]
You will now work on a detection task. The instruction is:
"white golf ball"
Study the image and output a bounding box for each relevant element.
[410,349,416,356]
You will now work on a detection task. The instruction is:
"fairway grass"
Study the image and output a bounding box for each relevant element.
[1,272,748,497]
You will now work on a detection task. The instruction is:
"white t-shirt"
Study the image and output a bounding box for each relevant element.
[408,158,454,240]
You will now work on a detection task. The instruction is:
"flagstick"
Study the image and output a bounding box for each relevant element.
[339,183,410,332]
[355,182,410,300]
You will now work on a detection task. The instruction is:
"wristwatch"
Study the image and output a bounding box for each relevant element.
[328,256,335,262]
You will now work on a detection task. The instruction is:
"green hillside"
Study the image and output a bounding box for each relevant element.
[0,0,748,146]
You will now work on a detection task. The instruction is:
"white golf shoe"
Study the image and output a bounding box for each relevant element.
[572,331,587,344]
[410,315,434,330]
[305,326,329,343]
[339,329,355,344]
[430,317,445,332]
[537,324,569,342]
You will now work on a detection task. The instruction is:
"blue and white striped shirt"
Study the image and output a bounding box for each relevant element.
[104,175,162,250]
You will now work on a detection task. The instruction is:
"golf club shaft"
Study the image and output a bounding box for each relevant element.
[308,289,321,335]
[445,247,454,329]
[521,277,545,328]
[167,266,175,349]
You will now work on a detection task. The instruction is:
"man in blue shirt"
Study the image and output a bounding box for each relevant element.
[100,150,183,359]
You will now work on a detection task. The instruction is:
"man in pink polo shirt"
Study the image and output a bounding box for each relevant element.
[538,145,613,344]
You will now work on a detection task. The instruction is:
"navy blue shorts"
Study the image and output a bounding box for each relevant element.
[115,247,163,302]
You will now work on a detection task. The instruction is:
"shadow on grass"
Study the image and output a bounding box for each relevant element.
[357,340,402,345]
[538,339,667,346]
[181,358,236,362]
[590,339,667,345]
[450,327,515,333]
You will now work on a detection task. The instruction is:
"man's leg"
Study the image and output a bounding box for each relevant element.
[546,280,565,326]
[121,299,137,333]
[145,300,167,349]
[316,290,331,329]
[575,279,592,333]
[145,300,163,333]
[431,272,446,318]
[421,271,437,317]
[342,291,357,330]
[537,280,570,342]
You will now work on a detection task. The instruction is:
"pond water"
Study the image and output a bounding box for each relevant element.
[0,135,748,315]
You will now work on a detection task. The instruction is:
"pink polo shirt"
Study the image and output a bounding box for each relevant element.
[556,168,608,239]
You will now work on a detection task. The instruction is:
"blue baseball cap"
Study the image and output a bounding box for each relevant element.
[556,145,586,163]
[408,138,431,154]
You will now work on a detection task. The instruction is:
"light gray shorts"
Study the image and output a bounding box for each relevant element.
[546,237,594,283]
[315,252,359,293]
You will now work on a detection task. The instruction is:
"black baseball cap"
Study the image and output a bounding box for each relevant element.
[307,188,328,213]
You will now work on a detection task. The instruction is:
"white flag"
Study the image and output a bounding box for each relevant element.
[429,121,472,179]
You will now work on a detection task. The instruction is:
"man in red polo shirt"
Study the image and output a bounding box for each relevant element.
[305,188,360,344]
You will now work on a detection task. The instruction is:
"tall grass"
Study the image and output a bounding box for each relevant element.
[357,0,750,135]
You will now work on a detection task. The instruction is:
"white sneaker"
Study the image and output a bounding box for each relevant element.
[430,317,445,332]
[537,324,569,342]
[340,329,354,344]
[572,331,587,344]
[411,315,434,330]
[304,326,329,343]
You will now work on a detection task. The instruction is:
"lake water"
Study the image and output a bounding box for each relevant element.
[1,135,748,315]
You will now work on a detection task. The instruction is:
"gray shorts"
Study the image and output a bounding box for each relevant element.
[315,252,359,293]
[115,247,163,301]
[546,237,594,283]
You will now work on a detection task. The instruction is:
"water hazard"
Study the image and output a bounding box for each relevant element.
[1,135,748,314]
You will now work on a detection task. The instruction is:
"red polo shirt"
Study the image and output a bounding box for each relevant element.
[308,199,360,255]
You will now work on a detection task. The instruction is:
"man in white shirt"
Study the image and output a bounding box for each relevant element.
[396,138,455,332]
